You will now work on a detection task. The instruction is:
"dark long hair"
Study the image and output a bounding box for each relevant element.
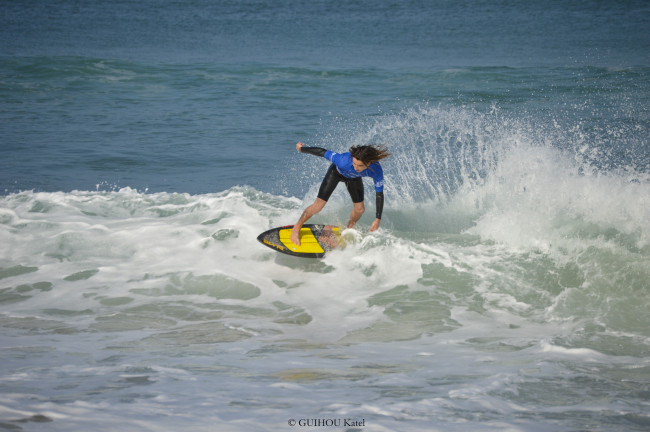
[349,144,391,165]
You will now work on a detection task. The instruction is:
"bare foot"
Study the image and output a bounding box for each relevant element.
[290,226,301,246]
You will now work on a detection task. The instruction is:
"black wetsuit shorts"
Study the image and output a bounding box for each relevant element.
[317,164,364,203]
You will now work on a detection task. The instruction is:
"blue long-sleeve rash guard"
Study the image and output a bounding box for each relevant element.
[301,146,384,192]
[324,150,385,193]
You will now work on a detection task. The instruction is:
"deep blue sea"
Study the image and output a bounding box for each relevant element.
[1,1,649,431]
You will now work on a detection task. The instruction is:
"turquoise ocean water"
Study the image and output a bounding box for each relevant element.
[1,1,649,431]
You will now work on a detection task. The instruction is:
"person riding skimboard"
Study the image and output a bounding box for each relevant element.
[291,142,390,246]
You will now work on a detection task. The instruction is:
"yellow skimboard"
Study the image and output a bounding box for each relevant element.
[257,224,341,258]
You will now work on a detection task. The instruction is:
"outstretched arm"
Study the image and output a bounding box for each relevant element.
[369,191,384,232]
[296,142,327,157]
